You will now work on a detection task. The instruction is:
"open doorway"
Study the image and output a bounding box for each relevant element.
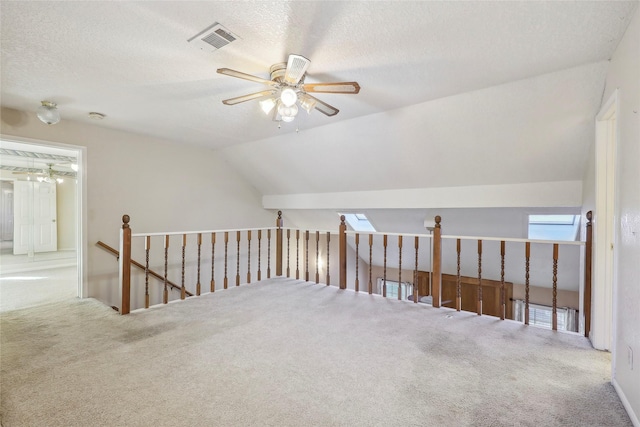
[0,138,83,311]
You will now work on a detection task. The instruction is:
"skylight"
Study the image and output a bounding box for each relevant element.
[341,213,376,232]
[528,214,580,241]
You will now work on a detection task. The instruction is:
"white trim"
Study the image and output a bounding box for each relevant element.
[263,181,583,210]
[591,89,619,352]
[0,134,86,299]
[612,377,640,427]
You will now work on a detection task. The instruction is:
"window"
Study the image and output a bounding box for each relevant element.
[341,213,376,232]
[528,214,580,241]
[376,278,413,300]
[513,300,578,332]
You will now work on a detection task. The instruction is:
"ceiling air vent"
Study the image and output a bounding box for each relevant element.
[188,22,238,52]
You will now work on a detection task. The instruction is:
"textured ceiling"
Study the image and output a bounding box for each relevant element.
[0,1,636,150]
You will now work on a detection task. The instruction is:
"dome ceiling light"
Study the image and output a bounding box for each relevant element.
[36,101,60,125]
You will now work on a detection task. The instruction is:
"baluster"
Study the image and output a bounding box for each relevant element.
[305,230,310,281]
[236,231,241,286]
[211,233,216,292]
[163,235,169,304]
[456,239,461,311]
[584,211,593,337]
[287,229,291,277]
[145,235,150,309]
[500,240,505,320]
[267,230,271,279]
[552,244,559,331]
[368,234,373,294]
[315,231,320,284]
[339,216,347,289]
[383,234,388,298]
[224,232,229,289]
[477,239,482,315]
[257,230,262,281]
[247,231,252,284]
[398,235,403,300]
[413,236,419,304]
[276,211,283,276]
[181,234,187,300]
[525,242,530,325]
[296,230,300,279]
[432,216,442,308]
[196,233,202,296]
[326,232,330,286]
[355,233,360,292]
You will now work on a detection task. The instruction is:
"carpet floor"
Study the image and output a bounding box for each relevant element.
[0,278,632,426]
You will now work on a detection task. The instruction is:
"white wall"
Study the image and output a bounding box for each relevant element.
[586,6,640,425]
[1,107,275,307]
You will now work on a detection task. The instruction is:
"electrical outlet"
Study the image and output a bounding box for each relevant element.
[629,346,634,370]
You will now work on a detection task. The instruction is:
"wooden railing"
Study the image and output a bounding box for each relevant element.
[117,210,593,335]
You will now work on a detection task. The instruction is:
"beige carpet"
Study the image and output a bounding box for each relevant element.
[0,278,632,427]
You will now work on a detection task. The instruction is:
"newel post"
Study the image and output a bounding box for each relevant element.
[432,215,442,308]
[584,211,593,338]
[119,214,132,315]
[275,211,283,276]
[339,215,347,289]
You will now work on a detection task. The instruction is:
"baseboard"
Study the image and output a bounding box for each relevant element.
[613,378,640,427]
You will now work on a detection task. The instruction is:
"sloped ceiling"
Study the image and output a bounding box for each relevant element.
[0,1,637,223]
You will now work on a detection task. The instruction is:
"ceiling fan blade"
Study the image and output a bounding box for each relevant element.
[305,95,339,117]
[302,82,361,94]
[222,90,276,105]
[217,68,277,86]
[284,54,311,86]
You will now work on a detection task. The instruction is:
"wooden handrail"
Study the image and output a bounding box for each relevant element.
[96,240,194,297]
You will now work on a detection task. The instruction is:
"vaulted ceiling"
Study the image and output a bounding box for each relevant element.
[1,1,637,225]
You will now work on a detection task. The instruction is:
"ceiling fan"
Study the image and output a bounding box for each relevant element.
[217,54,360,123]
[9,163,75,183]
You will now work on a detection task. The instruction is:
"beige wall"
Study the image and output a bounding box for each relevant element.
[595,6,640,423]
[1,107,275,307]
[511,284,578,310]
[56,178,76,250]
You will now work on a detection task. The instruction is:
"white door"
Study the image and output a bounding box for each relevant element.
[0,181,14,241]
[34,182,57,252]
[13,181,57,255]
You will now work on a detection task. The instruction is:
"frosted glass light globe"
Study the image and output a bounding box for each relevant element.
[36,101,60,125]
[280,88,297,107]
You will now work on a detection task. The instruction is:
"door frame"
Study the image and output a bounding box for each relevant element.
[591,89,619,354]
[0,135,87,299]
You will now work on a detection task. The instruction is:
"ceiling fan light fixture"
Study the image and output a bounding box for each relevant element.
[259,98,277,115]
[280,88,297,107]
[278,103,298,118]
[281,115,295,123]
[299,95,317,113]
[36,101,60,125]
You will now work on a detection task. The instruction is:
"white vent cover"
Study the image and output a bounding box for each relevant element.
[188,23,238,52]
